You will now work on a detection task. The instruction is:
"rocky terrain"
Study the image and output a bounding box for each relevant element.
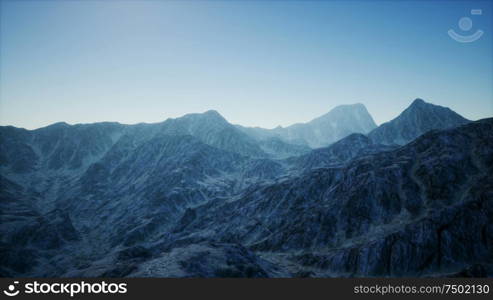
[0,99,491,277]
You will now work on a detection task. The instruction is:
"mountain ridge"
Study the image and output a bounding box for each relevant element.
[368,98,470,145]
[237,103,377,148]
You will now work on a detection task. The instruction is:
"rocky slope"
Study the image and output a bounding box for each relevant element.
[158,118,493,277]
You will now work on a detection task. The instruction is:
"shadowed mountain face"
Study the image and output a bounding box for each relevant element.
[171,119,493,277]
[368,99,470,145]
[238,103,377,148]
[1,100,491,277]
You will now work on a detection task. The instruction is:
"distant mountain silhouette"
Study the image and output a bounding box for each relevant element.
[238,103,377,148]
[368,98,470,145]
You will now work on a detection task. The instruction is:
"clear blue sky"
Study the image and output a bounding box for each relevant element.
[1,0,492,129]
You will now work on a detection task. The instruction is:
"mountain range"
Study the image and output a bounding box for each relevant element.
[237,103,377,148]
[1,98,491,277]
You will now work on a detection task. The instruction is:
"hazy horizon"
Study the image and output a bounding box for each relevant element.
[0,98,485,131]
[1,0,492,130]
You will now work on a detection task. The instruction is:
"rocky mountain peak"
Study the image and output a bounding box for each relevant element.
[368,98,470,145]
